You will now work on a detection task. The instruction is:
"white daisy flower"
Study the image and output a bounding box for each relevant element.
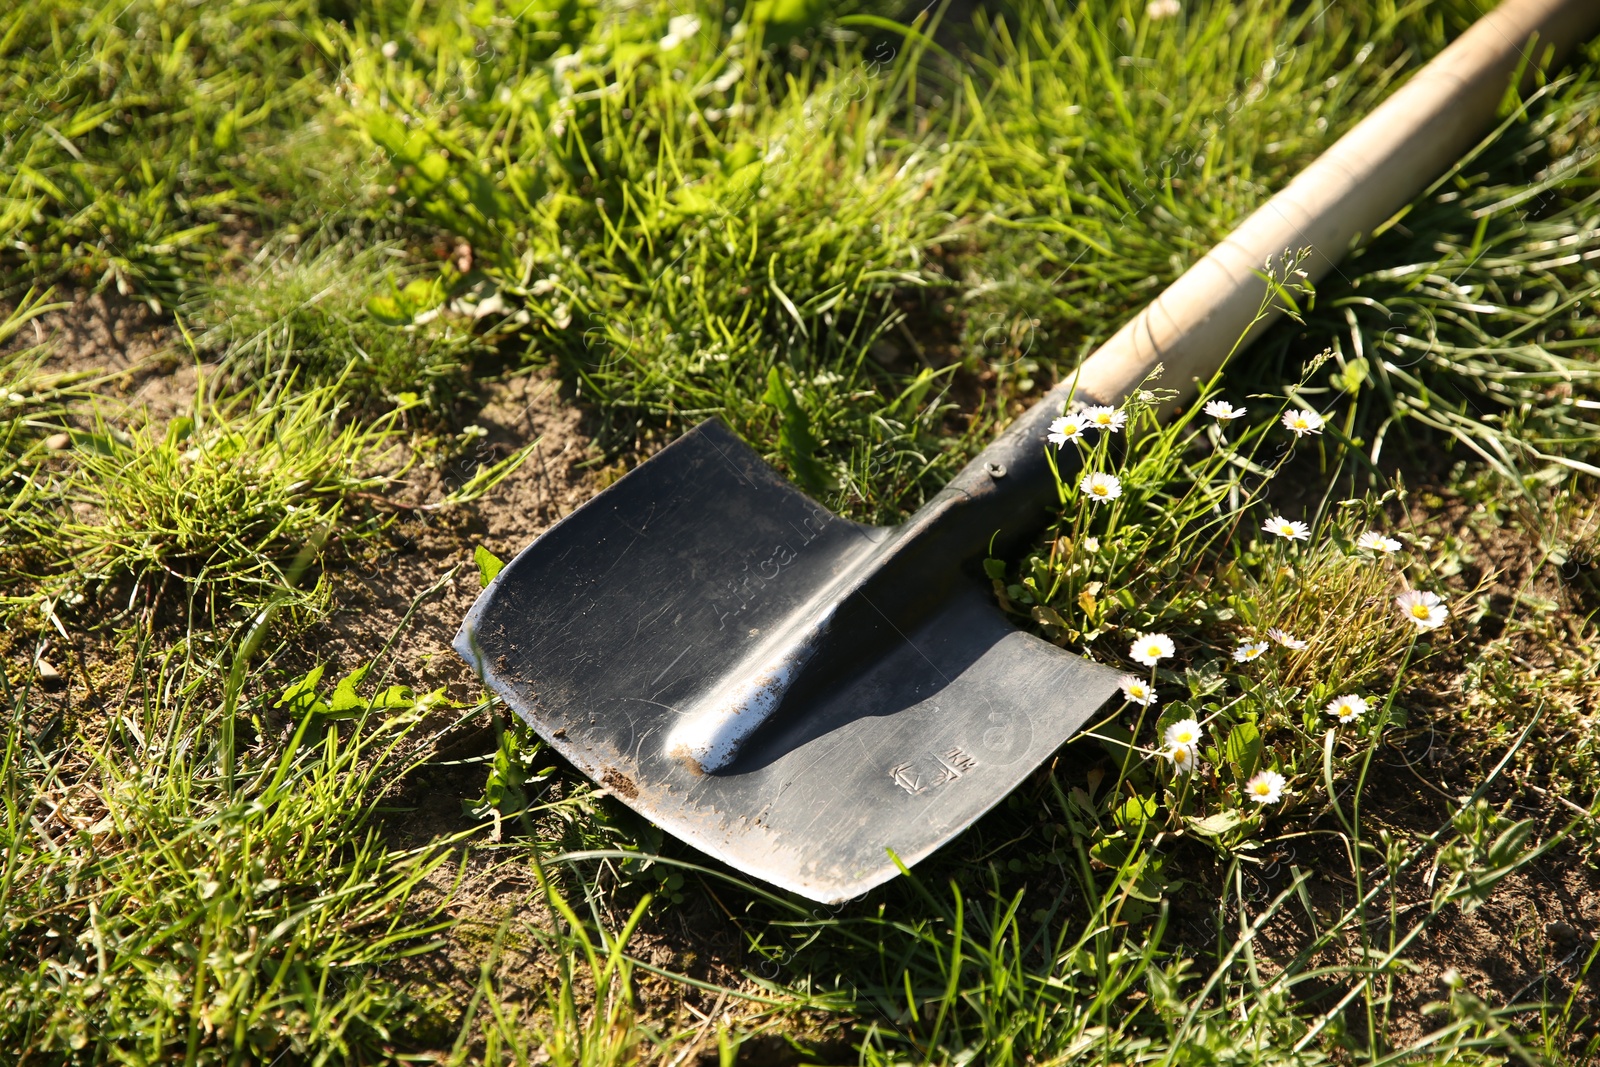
[659,12,701,49]
[1081,536,1100,553]
[1083,405,1127,433]
[1267,628,1307,650]
[1262,515,1311,541]
[1246,769,1286,804]
[1165,742,1197,775]
[1079,470,1123,504]
[1233,640,1268,663]
[1203,398,1246,421]
[1130,633,1175,667]
[1282,408,1325,437]
[1357,530,1402,553]
[1047,414,1087,447]
[1396,590,1449,630]
[1325,693,1368,724]
[1163,718,1203,749]
[1118,675,1157,707]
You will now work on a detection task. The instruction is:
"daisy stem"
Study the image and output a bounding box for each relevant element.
[1044,441,1067,507]
[1114,686,1155,798]
[1067,504,1085,614]
[1168,769,1192,831]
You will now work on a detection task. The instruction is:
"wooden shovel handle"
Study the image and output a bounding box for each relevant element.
[940,0,1600,557]
[1024,0,1599,437]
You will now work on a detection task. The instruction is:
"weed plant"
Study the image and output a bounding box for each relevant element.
[2,371,414,627]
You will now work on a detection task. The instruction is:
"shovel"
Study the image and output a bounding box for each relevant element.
[457,0,1599,903]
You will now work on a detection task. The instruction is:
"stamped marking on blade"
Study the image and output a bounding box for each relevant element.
[889,747,979,796]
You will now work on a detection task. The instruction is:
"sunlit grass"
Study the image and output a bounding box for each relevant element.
[192,234,491,413]
[0,0,366,302]
[2,369,411,626]
[0,662,457,1061]
[2,0,1599,1063]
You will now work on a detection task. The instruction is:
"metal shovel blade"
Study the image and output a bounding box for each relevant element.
[456,419,1121,903]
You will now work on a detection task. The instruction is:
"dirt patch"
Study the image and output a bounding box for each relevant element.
[1227,769,1600,1053]
[602,766,640,800]
[304,367,601,703]
[14,289,198,421]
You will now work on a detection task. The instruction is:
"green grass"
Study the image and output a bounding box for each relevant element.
[1265,67,1600,483]
[1,367,412,626]
[340,0,966,519]
[4,0,1600,1063]
[0,659,460,1061]
[0,0,362,303]
[191,234,491,412]
[946,0,1471,357]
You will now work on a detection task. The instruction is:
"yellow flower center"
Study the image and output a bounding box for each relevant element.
[1253,782,1271,795]
[1410,604,1432,619]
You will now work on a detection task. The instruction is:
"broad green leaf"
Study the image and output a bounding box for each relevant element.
[371,685,416,710]
[1187,810,1244,837]
[163,417,195,448]
[275,665,329,719]
[1224,721,1261,782]
[329,664,373,716]
[475,545,505,587]
[761,367,828,494]
[1113,793,1157,832]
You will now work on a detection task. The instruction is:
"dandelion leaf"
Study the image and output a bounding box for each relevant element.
[762,367,829,494]
[1224,721,1262,783]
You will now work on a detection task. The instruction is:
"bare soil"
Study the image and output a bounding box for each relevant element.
[310,368,602,701]
[27,289,198,420]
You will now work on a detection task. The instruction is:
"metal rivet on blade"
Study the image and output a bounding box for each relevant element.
[985,461,1007,479]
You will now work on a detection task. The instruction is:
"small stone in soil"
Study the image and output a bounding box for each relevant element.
[36,659,66,691]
